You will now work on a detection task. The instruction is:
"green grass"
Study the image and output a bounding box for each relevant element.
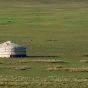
[0,0,88,87]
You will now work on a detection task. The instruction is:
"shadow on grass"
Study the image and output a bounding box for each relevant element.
[27,56,59,58]
[81,55,88,57]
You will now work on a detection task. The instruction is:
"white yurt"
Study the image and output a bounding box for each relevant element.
[0,41,26,58]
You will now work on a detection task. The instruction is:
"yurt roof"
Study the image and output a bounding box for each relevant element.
[0,41,25,48]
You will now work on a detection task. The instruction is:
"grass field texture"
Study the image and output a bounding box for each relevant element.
[0,0,88,87]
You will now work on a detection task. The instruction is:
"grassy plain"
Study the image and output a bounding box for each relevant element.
[0,0,88,87]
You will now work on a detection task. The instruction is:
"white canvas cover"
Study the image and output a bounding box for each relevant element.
[0,41,26,58]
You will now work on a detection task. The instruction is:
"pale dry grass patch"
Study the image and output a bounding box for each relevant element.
[47,66,88,72]
[80,60,88,63]
[7,66,31,70]
[0,76,88,88]
[19,59,67,64]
